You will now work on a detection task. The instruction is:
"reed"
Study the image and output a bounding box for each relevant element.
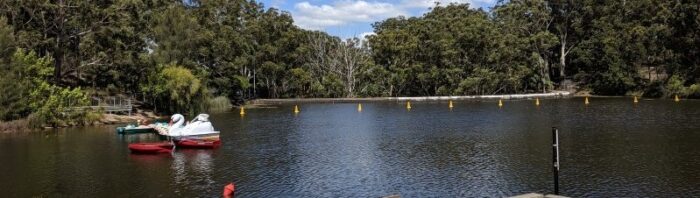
[207,96,232,112]
[0,118,30,133]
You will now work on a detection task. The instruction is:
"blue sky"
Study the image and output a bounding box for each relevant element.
[258,0,498,38]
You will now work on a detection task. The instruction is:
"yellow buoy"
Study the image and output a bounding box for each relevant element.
[535,98,540,106]
[585,97,590,105]
[634,96,639,103]
[498,99,503,107]
[294,105,300,113]
[448,100,454,109]
[240,107,245,115]
[406,101,412,110]
[358,103,363,112]
[675,95,680,102]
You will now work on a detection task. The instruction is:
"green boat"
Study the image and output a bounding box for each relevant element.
[116,125,155,134]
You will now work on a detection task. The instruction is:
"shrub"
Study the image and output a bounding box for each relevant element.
[142,64,210,114]
[642,81,665,98]
[686,84,700,98]
[207,96,232,112]
[2,49,97,127]
[664,75,686,97]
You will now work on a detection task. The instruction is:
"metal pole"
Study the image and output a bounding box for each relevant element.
[552,127,560,195]
[128,98,132,116]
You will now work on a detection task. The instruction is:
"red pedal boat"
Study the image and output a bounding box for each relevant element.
[128,142,174,154]
[175,139,221,149]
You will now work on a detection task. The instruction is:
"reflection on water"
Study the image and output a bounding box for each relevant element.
[171,150,216,195]
[1,98,700,197]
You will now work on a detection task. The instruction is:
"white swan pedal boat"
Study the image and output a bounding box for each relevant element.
[154,114,221,148]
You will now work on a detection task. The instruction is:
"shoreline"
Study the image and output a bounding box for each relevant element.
[0,111,166,133]
[251,91,572,104]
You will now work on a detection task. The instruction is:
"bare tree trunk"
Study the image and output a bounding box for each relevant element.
[306,34,367,98]
[54,0,65,84]
[559,38,566,78]
[538,54,550,93]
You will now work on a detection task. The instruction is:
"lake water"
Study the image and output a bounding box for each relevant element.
[1,98,700,197]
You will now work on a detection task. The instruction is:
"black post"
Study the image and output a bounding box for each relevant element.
[552,127,560,195]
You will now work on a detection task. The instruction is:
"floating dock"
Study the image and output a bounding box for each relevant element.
[251,91,571,104]
[509,193,569,198]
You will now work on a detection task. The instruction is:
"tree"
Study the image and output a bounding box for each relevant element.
[142,64,209,114]
[547,0,583,78]
[494,0,558,93]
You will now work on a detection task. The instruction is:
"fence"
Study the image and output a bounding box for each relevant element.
[78,96,133,116]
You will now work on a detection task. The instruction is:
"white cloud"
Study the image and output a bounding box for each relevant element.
[359,32,376,39]
[291,0,497,31]
[293,1,408,30]
[402,0,497,9]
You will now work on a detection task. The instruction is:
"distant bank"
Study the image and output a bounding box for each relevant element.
[251,91,571,104]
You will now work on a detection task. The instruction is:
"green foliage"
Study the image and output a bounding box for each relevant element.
[1,49,92,126]
[207,96,232,112]
[0,17,14,58]
[0,75,29,121]
[456,68,499,95]
[665,75,686,97]
[142,64,209,114]
[687,84,700,98]
[2,0,700,124]
[30,85,90,127]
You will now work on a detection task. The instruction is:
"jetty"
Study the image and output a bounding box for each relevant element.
[509,193,569,198]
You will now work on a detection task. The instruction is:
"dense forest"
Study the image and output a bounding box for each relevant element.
[1,0,699,125]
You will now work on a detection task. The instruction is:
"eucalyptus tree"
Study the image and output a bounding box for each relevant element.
[493,0,558,93]
[668,1,700,86]
[545,0,586,79]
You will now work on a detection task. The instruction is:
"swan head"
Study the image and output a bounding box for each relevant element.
[171,114,185,123]
[195,114,210,122]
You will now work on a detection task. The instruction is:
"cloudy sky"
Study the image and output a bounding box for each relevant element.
[258,0,498,38]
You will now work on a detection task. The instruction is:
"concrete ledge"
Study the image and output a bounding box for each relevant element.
[252,91,571,104]
[509,193,570,198]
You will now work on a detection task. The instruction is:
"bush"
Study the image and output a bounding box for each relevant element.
[642,81,665,98]
[664,75,686,97]
[142,64,210,114]
[1,49,98,127]
[591,71,636,95]
[686,84,700,98]
[30,84,90,127]
[207,96,232,112]
[0,73,30,121]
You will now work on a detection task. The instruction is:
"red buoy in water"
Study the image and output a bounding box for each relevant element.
[223,183,235,197]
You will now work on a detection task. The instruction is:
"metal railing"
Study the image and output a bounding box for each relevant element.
[76,96,133,115]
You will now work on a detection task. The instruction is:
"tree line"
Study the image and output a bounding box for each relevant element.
[1,0,699,124]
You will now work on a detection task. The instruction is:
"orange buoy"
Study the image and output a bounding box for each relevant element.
[223,183,235,197]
